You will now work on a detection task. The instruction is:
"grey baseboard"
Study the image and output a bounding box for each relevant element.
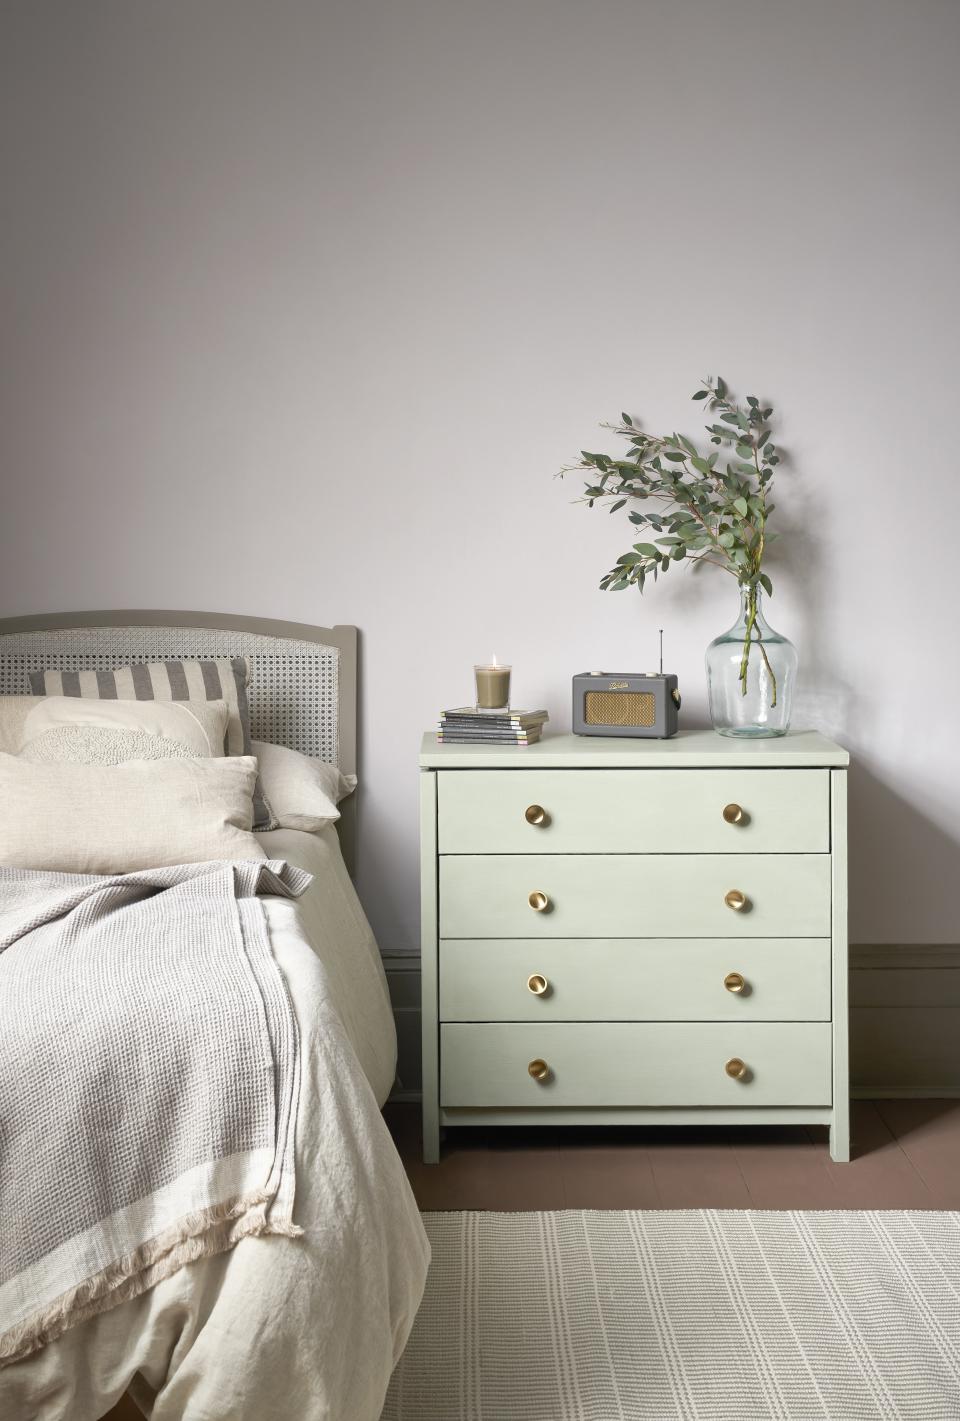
[383,954,423,1098]
[384,946,960,1102]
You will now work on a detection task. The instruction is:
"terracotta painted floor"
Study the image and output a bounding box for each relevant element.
[385,1098,960,1212]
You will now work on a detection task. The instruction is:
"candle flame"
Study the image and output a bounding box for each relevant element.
[491,653,498,667]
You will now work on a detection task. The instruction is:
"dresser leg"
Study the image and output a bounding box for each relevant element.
[829,1112,850,1163]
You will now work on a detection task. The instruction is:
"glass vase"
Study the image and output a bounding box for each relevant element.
[705,586,797,737]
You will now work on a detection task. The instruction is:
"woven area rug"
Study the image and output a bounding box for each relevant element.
[382,1210,960,1420]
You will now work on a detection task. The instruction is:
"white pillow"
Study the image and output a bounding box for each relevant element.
[0,697,45,754]
[0,754,266,874]
[18,696,230,763]
[252,739,356,832]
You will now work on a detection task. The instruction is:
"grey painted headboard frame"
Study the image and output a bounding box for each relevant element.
[0,610,359,875]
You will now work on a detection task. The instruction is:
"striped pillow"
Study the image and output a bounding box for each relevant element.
[27,658,276,830]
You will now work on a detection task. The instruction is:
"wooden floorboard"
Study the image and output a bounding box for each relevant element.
[386,1099,957,1211]
[874,1098,960,1208]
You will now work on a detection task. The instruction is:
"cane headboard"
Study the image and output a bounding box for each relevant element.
[0,610,358,872]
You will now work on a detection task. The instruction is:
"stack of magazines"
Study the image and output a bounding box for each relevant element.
[437,707,549,745]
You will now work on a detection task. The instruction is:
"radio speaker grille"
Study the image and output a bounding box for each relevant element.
[584,690,656,727]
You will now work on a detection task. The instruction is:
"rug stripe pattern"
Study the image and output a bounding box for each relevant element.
[382,1210,960,1420]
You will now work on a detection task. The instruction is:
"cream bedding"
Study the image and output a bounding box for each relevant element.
[0,826,428,1421]
[260,825,398,1106]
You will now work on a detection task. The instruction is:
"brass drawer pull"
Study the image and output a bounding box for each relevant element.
[528,1058,550,1081]
[525,804,548,826]
[527,973,549,995]
[724,889,748,912]
[723,802,744,824]
[724,972,746,994]
[528,890,550,912]
[725,1057,749,1080]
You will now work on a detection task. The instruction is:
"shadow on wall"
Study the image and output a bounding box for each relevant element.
[845,766,958,944]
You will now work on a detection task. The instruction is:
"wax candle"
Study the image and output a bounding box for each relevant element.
[475,656,511,710]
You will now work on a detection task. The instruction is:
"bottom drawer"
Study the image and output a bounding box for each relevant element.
[440,1022,832,1108]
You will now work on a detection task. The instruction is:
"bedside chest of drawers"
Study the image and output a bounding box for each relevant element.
[419,729,850,1164]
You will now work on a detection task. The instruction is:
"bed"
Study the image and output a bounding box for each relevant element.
[0,611,429,1421]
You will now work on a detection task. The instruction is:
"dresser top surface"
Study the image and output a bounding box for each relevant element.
[420,728,849,768]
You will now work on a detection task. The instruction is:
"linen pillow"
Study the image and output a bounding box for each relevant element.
[18,696,231,764]
[0,753,266,874]
[252,739,356,832]
[0,697,45,754]
[25,658,276,830]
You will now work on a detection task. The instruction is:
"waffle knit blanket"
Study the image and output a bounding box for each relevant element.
[0,859,309,1366]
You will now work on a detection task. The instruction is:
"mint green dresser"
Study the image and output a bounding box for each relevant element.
[419,730,850,1164]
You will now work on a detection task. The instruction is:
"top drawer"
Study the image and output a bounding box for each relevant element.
[438,769,829,854]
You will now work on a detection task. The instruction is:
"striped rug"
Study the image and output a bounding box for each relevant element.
[382,1210,960,1419]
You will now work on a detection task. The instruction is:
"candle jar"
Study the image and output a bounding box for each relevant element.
[474,662,511,710]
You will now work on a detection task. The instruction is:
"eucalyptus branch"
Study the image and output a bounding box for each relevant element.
[562,376,784,700]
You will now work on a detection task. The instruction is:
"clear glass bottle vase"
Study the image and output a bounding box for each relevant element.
[705,585,797,737]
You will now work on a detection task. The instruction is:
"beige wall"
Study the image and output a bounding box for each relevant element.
[2,0,958,953]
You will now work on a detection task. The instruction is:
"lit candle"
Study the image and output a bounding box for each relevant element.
[474,655,511,710]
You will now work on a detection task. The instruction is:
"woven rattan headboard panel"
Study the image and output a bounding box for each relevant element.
[0,610,358,870]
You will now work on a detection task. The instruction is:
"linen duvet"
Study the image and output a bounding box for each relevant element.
[0,827,429,1421]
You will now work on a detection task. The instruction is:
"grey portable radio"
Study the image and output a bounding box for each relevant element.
[572,635,680,738]
[572,671,681,738]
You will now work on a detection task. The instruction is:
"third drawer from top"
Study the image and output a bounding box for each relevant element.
[439,938,831,1022]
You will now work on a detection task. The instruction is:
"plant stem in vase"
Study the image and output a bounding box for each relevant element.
[707,586,797,736]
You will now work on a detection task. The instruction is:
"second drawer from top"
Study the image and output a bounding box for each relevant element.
[438,768,830,855]
[439,853,832,938]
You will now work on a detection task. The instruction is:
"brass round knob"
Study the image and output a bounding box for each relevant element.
[528,890,550,912]
[525,804,547,826]
[724,889,748,912]
[723,803,744,825]
[527,973,548,996]
[528,1058,550,1081]
[725,1057,748,1080]
[724,972,746,994]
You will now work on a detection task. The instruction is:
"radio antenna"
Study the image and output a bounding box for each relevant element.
[659,629,663,675]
